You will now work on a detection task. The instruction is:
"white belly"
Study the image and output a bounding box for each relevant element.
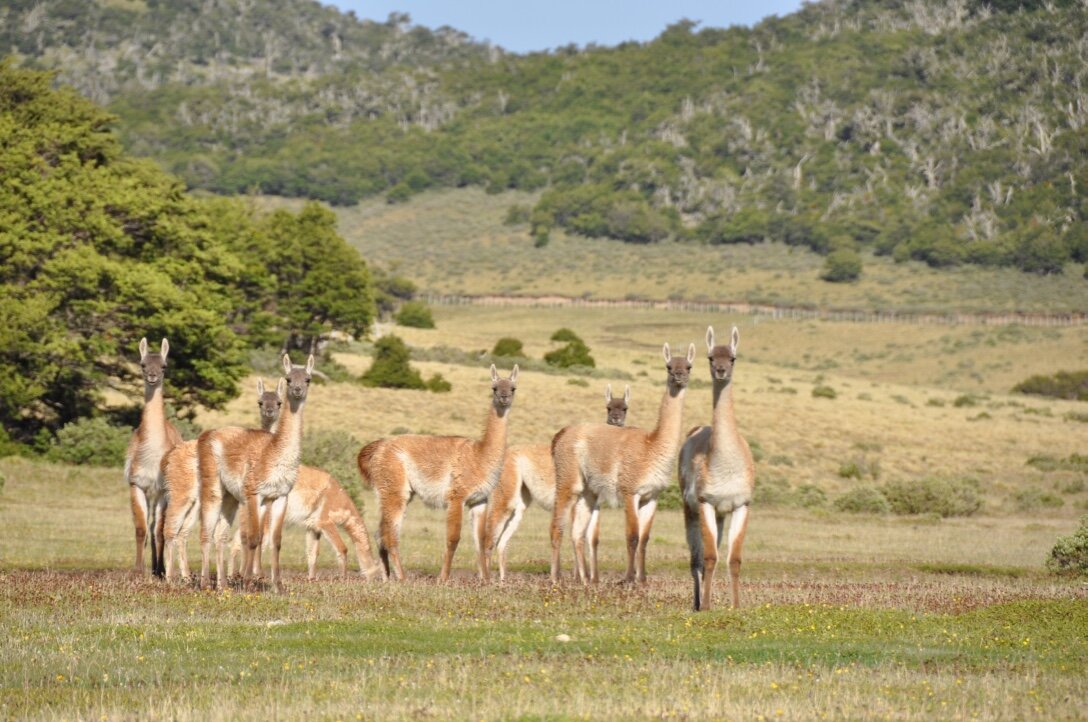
[402,454,451,509]
[701,474,753,513]
[519,458,556,510]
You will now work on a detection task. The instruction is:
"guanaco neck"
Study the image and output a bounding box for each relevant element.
[269,395,305,463]
[647,382,687,456]
[139,382,167,446]
[709,380,744,458]
[474,400,510,471]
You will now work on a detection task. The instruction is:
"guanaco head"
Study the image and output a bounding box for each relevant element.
[605,383,630,427]
[282,353,316,403]
[705,325,739,385]
[138,337,169,387]
[256,377,283,431]
[490,363,519,412]
[662,342,695,391]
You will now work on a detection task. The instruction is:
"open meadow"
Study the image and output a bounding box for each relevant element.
[3,301,1087,720]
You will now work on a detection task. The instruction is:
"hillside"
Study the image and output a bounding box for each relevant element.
[5,0,1088,276]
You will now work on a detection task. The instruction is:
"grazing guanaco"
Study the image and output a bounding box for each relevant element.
[197,354,314,591]
[160,377,283,582]
[550,344,693,584]
[679,326,755,611]
[358,364,518,582]
[124,337,183,577]
[481,383,629,582]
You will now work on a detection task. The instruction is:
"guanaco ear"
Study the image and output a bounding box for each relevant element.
[705,326,715,355]
[509,364,519,385]
[256,378,265,396]
[305,354,315,376]
[686,343,696,364]
[624,385,631,405]
[490,364,499,384]
[605,383,613,403]
[160,338,170,362]
[282,354,292,376]
[662,343,671,363]
[139,337,148,361]
[730,326,740,355]
[276,378,286,399]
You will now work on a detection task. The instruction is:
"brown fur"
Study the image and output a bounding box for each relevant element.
[230,467,381,581]
[679,326,756,611]
[358,364,518,582]
[481,384,628,581]
[549,343,694,584]
[197,355,315,592]
[123,337,183,577]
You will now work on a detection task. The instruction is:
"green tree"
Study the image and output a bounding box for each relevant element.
[394,300,436,329]
[360,335,426,389]
[821,248,863,282]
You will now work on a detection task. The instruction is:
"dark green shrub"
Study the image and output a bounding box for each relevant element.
[48,417,131,467]
[302,429,364,506]
[386,182,414,204]
[795,484,827,509]
[812,385,837,399]
[426,373,452,393]
[395,301,436,329]
[550,328,582,343]
[1046,516,1088,576]
[656,483,683,510]
[754,476,792,507]
[953,394,980,407]
[834,486,891,514]
[1013,488,1065,510]
[838,455,880,480]
[1013,370,1088,401]
[360,335,426,390]
[545,339,596,368]
[492,337,525,357]
[504,204,531,225]
[881,477,982,517]
[821,248,863,282]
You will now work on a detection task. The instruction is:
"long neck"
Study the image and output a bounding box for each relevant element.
[710,380,743,457]
[139,383,167,444]
[475,402,509,468]
[647,383,687,456]
[270,396,305,462]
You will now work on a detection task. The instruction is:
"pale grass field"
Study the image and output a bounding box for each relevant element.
[260,189,1088,314]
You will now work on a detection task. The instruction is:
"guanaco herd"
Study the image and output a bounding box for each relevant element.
[124,325,754,610]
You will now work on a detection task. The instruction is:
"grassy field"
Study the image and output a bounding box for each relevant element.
[260,189,1088,314]
[3,298,1087,719]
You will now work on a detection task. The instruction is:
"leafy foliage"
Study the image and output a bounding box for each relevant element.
[0,62,374,444]
[360,335,426,390]
[881,478,982,518]
[394,301,436,329]
[834,486,892,514]
[544,339,596,369]
[301,429,365,507]
[491,337,525,357]
[47,418,131,468]
[1046,516,1088,576]
[1013,370,1088,401]
[821,249,863,283]
[9,1,1088,273]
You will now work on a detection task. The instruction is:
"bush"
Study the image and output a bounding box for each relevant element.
[821,248,863,282]
[360,335,426,390]
[1013,488,1065,510]
[838,455,881,480]
[656,484,683,510]
[550,328,582,343]
[504,204,531,225]
[881,477,982,517]
[834,486,891,514]
[1046,516,1088,576]
[1013,370,1088,401]
[301,429,364,507]
[426,373,452,393]
[795,484,827,508]
[48,417,131,467]
[492,337,525,357]
[395,301,436,329]
[812,385,837,399]
[545,339,596,368]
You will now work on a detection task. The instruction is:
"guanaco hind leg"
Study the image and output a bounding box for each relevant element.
[635,497,658,583]
[129,485,149,573]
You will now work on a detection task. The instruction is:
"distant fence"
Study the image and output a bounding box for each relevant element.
[422,293,1087,327]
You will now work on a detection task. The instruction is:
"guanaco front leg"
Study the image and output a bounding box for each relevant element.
[318,521,349,579]
[242,492,262,588]
[129,485,149,574]
[470,503,489,582]
[266,495,288,593]
[725,505,750,609]
[587,506,601,583]
[622,493,640,583]
[438,496,465,582]
[570,495,594,585]
[698,502,720,612]
[635,497,658,583]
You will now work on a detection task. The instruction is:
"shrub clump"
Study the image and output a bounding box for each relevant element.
[834,486,891,514]
[812,385,837,400]
[426,373,452,393]
[48,417,131,467]
[492,337,525,357]
[820,248,863,282]
[361,335,425,390]
[1013,488,1065,510]
[545,329,595,368]
[1046,516,1088,575]
[1013,370,1088,401]
[302,429,364,506]
[881,477,982,517]
[838,454,880,480]
[394,301,436,329]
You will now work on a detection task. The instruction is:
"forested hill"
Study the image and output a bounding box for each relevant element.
[6,0,1088,274]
